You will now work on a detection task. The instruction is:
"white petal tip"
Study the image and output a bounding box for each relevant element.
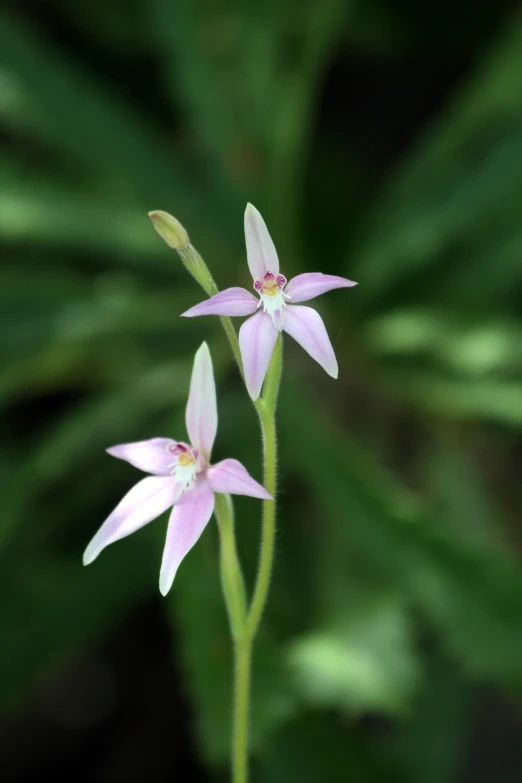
[194,341,211,362]
[160,558,181,596]
[180,304,207,318]
[245,202,264,224]
[328,366,339,379]
[82,549,97,566]
[105,445,128,459]
[159,575,175,596]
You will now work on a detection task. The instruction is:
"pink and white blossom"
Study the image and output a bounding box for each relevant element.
[182,204,357,399]
[83,343,271,595]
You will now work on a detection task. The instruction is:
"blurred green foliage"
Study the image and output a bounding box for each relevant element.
[1,0,522,780]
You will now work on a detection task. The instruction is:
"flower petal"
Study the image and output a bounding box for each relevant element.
[207,459,273,499]
[83,476,179,565]
[106,438,175,475]
[283,305,338,378]
[159,475,215,595]
[186,342,217,461]
[285,273,357,303]
[239,311,278,400]
[244,203,279,279]
[182,288,259,318]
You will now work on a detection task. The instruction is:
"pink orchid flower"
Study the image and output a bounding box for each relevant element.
[83,342,272,595]
[182,204,357,399]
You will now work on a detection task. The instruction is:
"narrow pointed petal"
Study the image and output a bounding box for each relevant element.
[186,342,217,461]
[285,273,358,303]
[159,475,215,596]
[244,203,279,279]
[182,288,258,318]
[283,305,338,378]
[107,438,175,475]
[239,311,278,400]
[83,476,179,565]
[207,459,273,499]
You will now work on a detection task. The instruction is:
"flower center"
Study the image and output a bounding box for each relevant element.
[166,442,200,487]
[253,272,289,328]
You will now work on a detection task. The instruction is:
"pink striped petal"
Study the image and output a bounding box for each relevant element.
[159,475,215,595]
[283,305,338,378]
[285,273,357,303]
[107,438,174,475]
[182,288,258,318]
[83,476,179,565]
[207,459,273,499]
[186,342,217,461]
[239,311,278,400]
[244,203,279,279]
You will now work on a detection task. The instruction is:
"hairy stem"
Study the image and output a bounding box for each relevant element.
[232,638,252,783]
[243,402,277,641]
[214,493,248,642]
[232,341,281,783]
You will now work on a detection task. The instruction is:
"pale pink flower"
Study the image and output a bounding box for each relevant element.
[182,204,357,399]
[83,343,271,595]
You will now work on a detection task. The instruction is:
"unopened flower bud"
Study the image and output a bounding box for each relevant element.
[148,210,189,250]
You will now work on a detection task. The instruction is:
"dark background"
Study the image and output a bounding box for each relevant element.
[1,1,522,780]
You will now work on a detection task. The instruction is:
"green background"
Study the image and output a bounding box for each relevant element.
[1,1,522,780]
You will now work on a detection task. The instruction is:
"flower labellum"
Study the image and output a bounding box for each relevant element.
[83,343,272,595]
[181,204,358,399]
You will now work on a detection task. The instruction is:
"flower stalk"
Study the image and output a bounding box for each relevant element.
[178,242,218,299]
[231,344,281,783]
[214,492,247,642]
[157,210,281,783]
[232,639,252,783]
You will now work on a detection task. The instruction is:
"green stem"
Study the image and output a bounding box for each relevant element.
[259,335,282,416]
[232,343,280,783]
[220,314,244,376]
[231,407,277,783]
[232,639,252,783]
[178,242,218,297]
[214,493,248,642]
[243,403,277,642]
